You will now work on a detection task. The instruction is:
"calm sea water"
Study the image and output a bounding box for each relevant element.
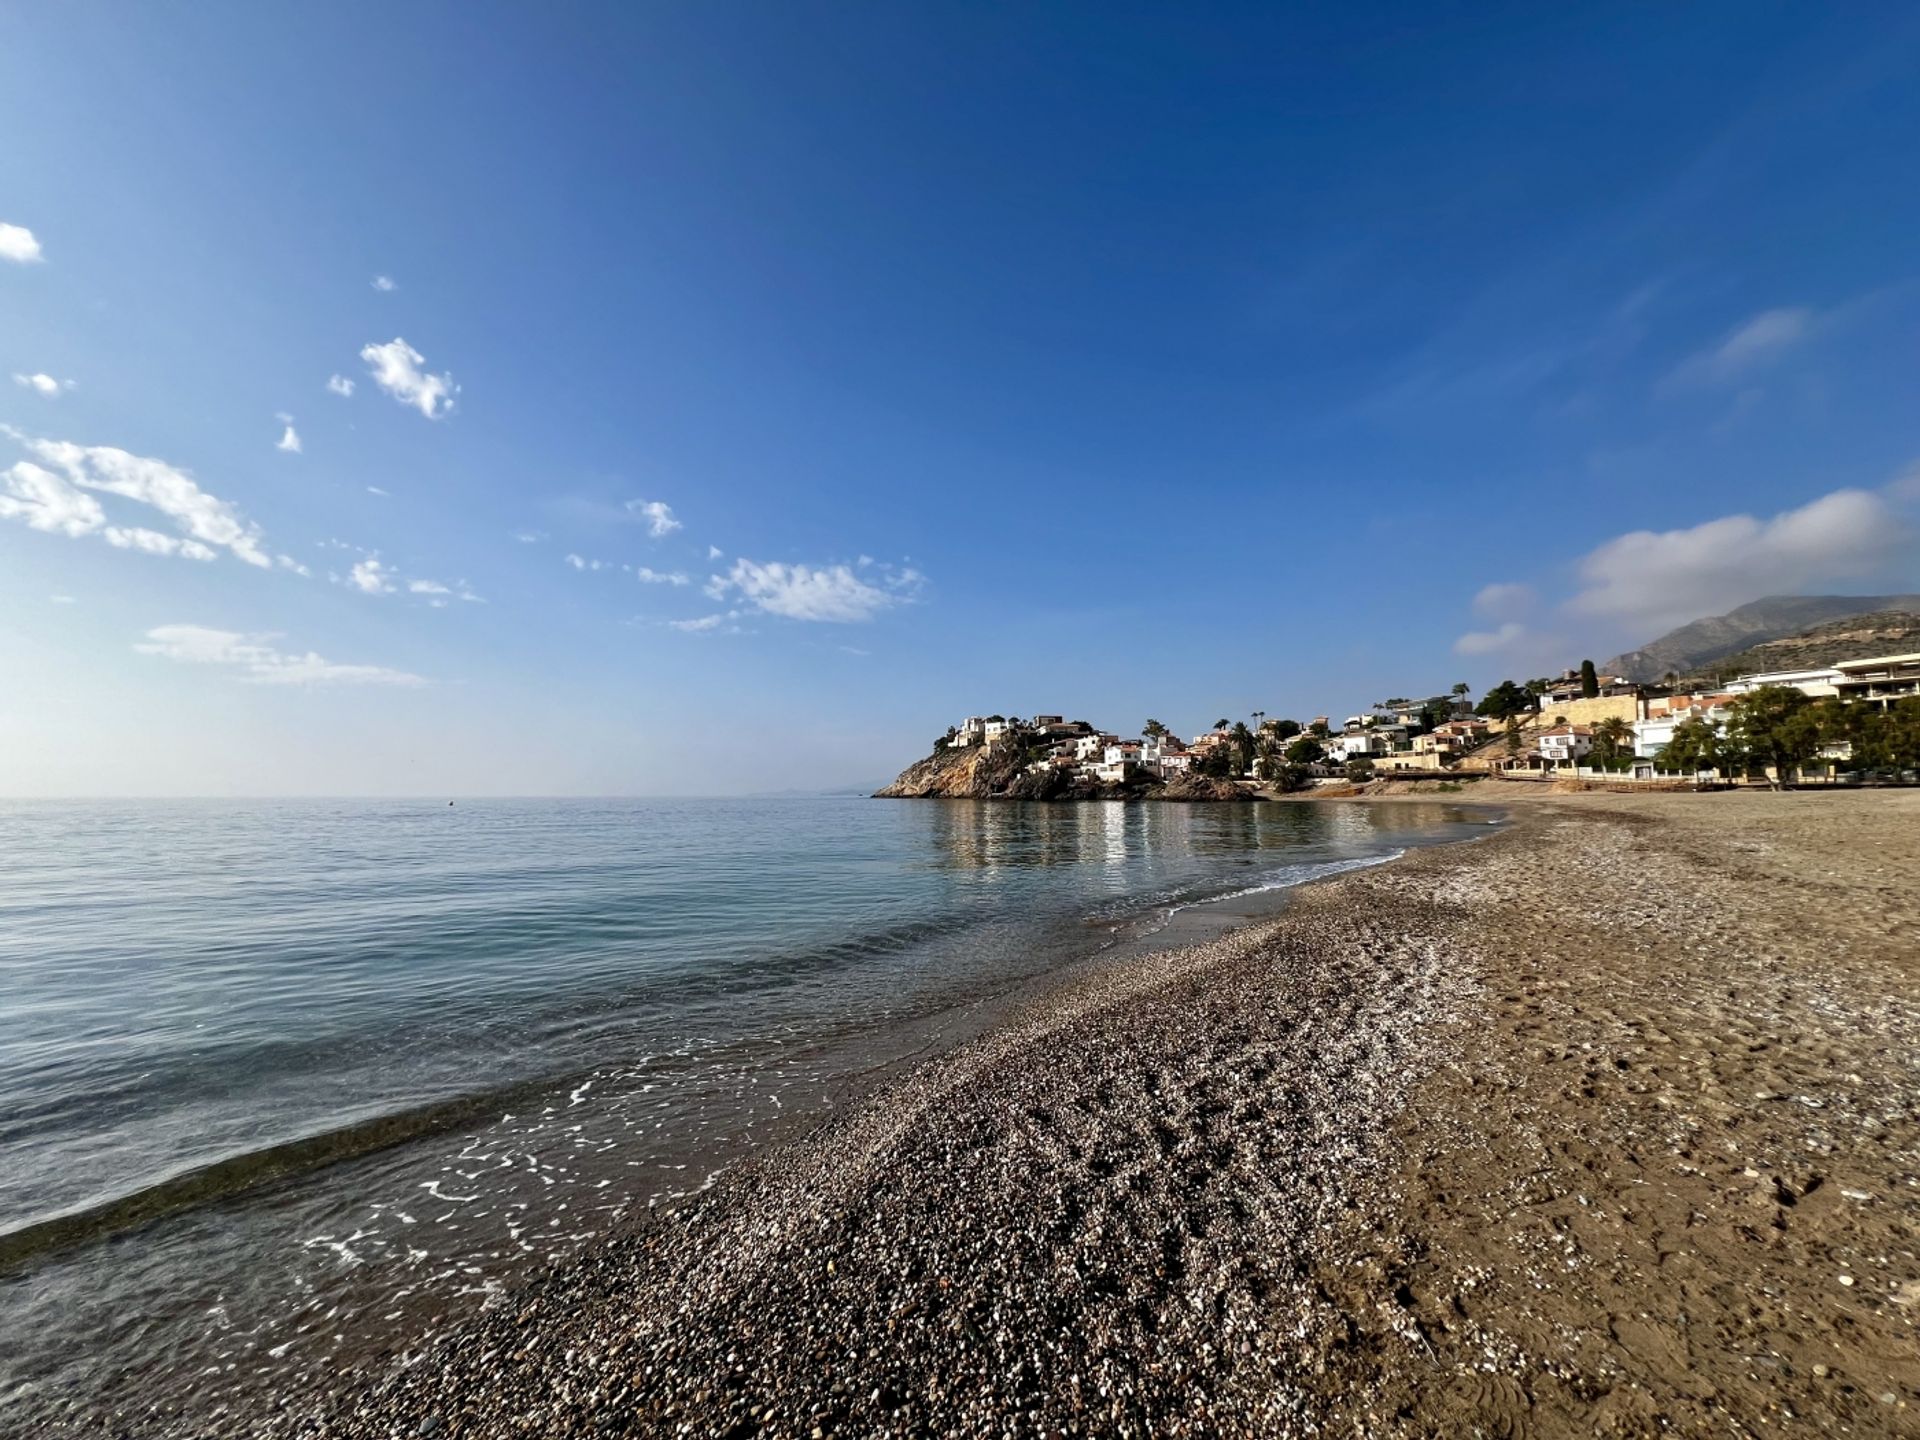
[0,796,1490,1433]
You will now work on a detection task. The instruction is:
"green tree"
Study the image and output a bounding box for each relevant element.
[1450,682,1471,713]
[1308,719,1331,738]
[1228,721,1256,775]
[1143,718,1167,739]
[1503,716,1522,755]
[1257,752,1310,791]
[1285,735,1325,766]
[1198,745,1233,779]
[1725,685,1819,788]
[1344,756,1376,784]
[1657,715,1733,776]
[1591,715,1633,762]
[1266,717,1301,741]
[1213,717,1231,733]
[1476,680,1534,722]
[1579,659,1599,699]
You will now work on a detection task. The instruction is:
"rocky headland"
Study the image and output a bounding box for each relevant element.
[873,741,1252,802]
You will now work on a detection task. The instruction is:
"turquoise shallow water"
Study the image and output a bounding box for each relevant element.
[0,795,1489,1431]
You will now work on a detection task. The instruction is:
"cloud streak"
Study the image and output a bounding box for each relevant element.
[1664,306,1813,389]
[12,373,72,397]
[704,557,923,623]
[0,429,273,567]
[136,625,424,686]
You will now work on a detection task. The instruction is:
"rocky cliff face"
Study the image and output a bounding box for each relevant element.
[872,742,1030,798]
[872,743,1253,802]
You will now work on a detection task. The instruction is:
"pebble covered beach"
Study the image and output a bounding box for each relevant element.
[77,789,1920,1437]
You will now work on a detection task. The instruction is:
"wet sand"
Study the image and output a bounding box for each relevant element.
[112,791,1920,1436]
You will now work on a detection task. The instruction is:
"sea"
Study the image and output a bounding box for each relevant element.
[0,795,1493,1434]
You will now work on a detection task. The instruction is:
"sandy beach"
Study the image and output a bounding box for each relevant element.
[204,790,1920,1436]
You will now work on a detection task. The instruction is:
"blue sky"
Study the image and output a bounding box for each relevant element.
[3,2,1918,794]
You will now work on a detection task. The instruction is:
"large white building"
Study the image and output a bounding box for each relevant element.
[1831,653,1920,708]
[1723,668,1841,697]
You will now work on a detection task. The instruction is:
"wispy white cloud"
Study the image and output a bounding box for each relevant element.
[366,486,389,497]
[50,594,76,604]
[667,612,740,633]
[627,499,681,538]
[564,552,608,572]
[360,337,457,419]
[1568,488,1907,630]
[371,275,397,292]
[1453,622,1527,656]
[407,577,482,607]
[12,373,72,397]
[1454,582,1536,655]
[513,529,547,544]
[136,624,424,687]
[326,374,356,397]
[635,566,689,586]
[348,555,396,594]
[1471,582,1535,620]
[704,557,922,623]
[1664,306,1813,389]
[0,222,43,264]
[276,421,302,454]
[707,544,723,561]
[0,429,272,567]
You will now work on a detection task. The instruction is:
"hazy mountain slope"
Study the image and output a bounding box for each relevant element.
[1602,595,1920,681]
[1676,610,1920,682]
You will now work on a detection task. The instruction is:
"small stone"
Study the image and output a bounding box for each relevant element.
[1813,1364,1829,1378]
[1838,1274,1855,1287]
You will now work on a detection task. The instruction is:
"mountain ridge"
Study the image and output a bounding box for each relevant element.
[1602,594,1920,681]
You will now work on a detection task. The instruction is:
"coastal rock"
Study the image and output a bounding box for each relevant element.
[874,742,1252,802]
[1149,773,1252,803]
[872,741,1029,798]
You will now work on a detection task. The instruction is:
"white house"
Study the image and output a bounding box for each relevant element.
[1074,733,1113,762]
[1632,694,1733,759]
[983,718,1013,742]
[947,717,987,748]
[1536,724,1594,766]
[1140,734,1186,765]
[1327,731,1386,761]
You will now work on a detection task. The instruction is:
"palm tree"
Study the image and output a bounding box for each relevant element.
[1251,709,1265,729]
[1213,717,1230,733]
[1592,716,1633,763]
[1228,721,1256,775]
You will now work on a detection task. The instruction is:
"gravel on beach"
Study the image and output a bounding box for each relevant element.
[127,791,1920,1436]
